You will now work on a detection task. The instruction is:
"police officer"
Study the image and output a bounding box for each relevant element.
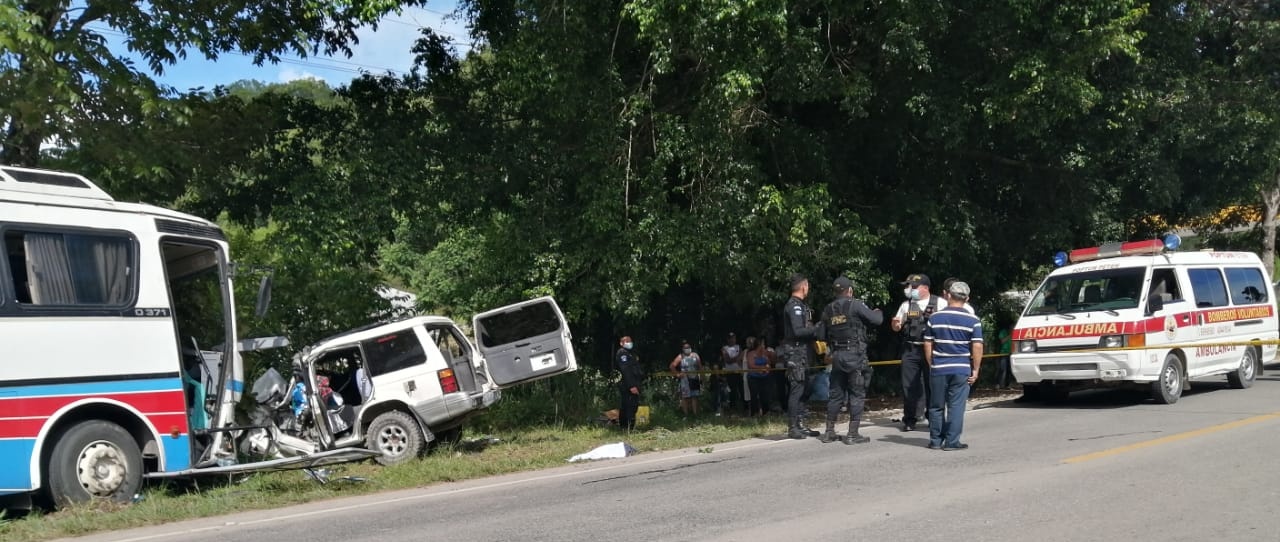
[615,336,644,430]
[817,276,884,444]
[781,273,821,439]
[891,273,942,432]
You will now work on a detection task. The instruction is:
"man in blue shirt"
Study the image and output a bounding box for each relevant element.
[923,281,984,450]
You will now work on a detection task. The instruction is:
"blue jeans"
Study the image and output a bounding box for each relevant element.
[927,372,971,447]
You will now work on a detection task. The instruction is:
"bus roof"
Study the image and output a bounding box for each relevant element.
[0,165,220,229]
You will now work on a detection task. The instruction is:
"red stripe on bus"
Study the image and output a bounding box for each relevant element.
[0,390,186,419]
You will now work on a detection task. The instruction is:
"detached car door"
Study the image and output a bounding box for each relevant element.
[472,296,578,387]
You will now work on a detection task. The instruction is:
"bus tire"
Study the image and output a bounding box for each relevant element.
[366,410,424,466]
[1150,354,1183,405]
[1227,347,1258,389]
[47,420,143,508]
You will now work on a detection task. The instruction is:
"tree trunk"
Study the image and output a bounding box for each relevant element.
[1261,172,1280,281]
[1,118,46,167]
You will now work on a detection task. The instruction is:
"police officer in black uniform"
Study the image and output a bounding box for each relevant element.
[615,335,644,430]
[892,273,942,432]
[781,273,821,439]
[817,276,883,444]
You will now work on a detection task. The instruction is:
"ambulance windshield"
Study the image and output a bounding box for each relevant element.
[1025,267,1146,315]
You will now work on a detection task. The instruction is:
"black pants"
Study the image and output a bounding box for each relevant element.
[828,351,872,432]
[619,386,640,430]
[726,374,745,412]
[900,344,928,425]
[783,347,811,425]
[747,376,772,415]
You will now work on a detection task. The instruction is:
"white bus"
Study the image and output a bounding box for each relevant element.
[0,166,362,509]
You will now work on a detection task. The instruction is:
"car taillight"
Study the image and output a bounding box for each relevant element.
[438,368,459,394]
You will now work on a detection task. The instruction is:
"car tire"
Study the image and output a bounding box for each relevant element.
[365,410,424,466]
[1227,347,1258,389]
[1150,353,1183,405]
[47,420,144,508]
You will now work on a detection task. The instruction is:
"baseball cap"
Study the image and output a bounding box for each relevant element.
[948,281,971,298]
[833,276,853,291]
[900,273,930,287]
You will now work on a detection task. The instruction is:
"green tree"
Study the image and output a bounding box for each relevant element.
[0,0,422,166]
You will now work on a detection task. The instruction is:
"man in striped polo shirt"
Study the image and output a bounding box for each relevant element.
[923,281,984,451]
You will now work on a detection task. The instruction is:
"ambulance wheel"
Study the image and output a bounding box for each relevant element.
[366,410,424,466]
[1150,354,1183,405]
[1227,347,1258,389]
[47,420,143,508]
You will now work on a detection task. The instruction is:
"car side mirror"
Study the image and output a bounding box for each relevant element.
[1146,295,1164,315]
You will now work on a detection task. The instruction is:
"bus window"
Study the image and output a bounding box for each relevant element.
[4,230,134,306]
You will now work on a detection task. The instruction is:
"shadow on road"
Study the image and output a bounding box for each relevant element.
[990,378,1261,411]
[878,433,931,448]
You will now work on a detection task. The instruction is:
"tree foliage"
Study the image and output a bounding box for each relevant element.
[38,1,1280,373]
[0,0,421,165]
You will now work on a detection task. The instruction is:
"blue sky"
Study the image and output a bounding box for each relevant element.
[105,2,470,91]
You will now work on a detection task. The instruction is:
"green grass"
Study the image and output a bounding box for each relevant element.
[0,416,786,542]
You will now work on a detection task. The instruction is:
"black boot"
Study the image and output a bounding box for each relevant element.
[818,421,838,443]
[844,421,870,444]
[797,415,820,437]
[786,416,807,439]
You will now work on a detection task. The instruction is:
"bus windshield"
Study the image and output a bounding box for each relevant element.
[1025,267,1147,315]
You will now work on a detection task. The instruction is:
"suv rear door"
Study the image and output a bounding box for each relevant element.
[472,296,578,387]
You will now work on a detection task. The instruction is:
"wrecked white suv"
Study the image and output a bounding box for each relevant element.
[247,296,578,465]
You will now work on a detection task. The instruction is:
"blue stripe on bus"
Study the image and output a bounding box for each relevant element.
[0,439,36,492]
[0,377,183,399]
[229,380,244,393]
[0,434,193,494]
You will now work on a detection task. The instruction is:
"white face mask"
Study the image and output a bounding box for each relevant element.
[904,288,920,300]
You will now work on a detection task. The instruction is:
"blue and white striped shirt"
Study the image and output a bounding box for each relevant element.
[924,307,983,376]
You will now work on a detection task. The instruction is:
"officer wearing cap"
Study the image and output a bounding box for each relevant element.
[891,273,942,432]
[781,273,820,439]
[615,336,644,431]
[816,276,883,444]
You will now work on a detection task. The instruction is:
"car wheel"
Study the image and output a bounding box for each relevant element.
[1150,354,1183,405]
[47,420,143,508]
[1227,347,1258,389]
[365,410,424,466]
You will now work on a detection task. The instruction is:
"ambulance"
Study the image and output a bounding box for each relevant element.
[1010,236,1279,404]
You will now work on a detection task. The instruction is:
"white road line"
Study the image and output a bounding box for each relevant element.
[102,438,793,542]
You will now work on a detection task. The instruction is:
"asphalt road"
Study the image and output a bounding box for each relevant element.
[68,376,1280,542]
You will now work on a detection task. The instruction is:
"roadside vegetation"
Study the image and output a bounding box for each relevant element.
[0,413,786,542]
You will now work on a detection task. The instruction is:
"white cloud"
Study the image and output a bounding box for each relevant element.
[277,68,324,83]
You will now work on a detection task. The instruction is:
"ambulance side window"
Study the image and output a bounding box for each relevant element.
[1224,267,1269,305]
[1187,269,1229,308]
[1148,269,1182,303]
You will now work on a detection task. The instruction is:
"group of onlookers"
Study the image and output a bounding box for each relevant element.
[615,271,1001,450]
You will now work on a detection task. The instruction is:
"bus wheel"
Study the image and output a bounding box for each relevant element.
[1227,347,1258,389]
[1150,354,1183,405]
[366,410,424,466]
[47,421,143,507]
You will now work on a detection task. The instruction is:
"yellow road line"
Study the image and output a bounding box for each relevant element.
[1063,411,1280,464]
